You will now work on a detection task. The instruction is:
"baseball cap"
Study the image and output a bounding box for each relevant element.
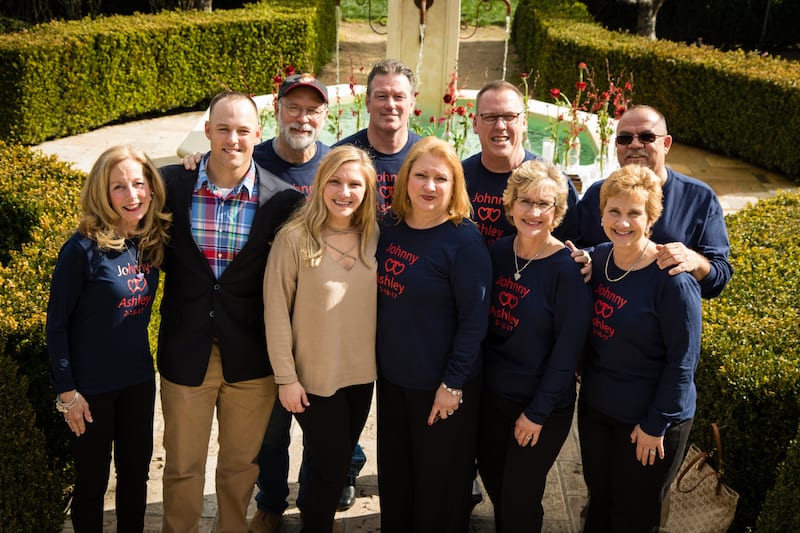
[278,73,328,104]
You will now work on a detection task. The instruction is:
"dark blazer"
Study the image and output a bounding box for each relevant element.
[157,163,304,386]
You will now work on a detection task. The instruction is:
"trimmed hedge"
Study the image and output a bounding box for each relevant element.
[0,354,65,530]
[755,422,800,532]
[511,0,800,177]
[0,141,84,516]
[692,191,800,531]
[0,0,336,144]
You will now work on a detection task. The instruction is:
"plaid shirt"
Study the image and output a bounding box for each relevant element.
[191,155,259,278]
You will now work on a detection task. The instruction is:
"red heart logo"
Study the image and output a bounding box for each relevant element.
[498,291,519,309]
[477,207,502,222]
[594,300,613,319]
[384,258,406,276]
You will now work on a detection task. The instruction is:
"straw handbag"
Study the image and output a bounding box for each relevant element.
[661,423,739,533]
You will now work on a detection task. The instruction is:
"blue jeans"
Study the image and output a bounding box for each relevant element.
[254,400,294,514]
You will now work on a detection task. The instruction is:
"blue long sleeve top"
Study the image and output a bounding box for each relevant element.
[46,232,158,395]
[334,129,422,214]
[463,150,580,245]
[576,167,732,298]
[252,138,330,196]
[483,238,592,424]
[582,243,702,436]
[376,216,492,390]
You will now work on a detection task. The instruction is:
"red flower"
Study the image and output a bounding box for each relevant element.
[578,62,587,70]
[601,91,610,101]
[625,82,633,91]
[429,116,436,123]
[455,105,466,116]
[614,106,627,119]
[443,94,454,104]
[467,101,474,109]
[273,75,284,85]
[549,88,561,98]
[576,81,587,91]
[414,109,422,116]
[520,72,529,79]
[284,65,296,76]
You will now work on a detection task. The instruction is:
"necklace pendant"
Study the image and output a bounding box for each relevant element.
[136,272,144,280]
[513,272,521,281]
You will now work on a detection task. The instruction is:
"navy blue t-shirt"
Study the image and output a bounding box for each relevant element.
[47,233,158,395]
[253,138,330,197]
[463,150,580,245]
[376,216,491,390]
[582,242,702,436]
[483,237,592,424]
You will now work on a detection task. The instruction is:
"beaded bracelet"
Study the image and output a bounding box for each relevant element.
[55,391,81,413]
[441,383,464,403]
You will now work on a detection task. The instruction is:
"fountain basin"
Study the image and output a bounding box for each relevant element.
[177,84,614,190]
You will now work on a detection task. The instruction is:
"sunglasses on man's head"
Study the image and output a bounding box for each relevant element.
[615,132,667,145]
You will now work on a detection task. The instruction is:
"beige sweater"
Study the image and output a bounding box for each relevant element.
[263,224,378,397]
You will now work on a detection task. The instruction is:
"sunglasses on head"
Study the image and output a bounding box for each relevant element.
[615,132,667,145]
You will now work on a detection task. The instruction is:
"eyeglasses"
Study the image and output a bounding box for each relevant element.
[282,103,326,119]
[615,132,667,145]
[515,197,557,213]
[479,112,523,126]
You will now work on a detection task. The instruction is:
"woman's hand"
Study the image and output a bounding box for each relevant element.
[62,390,92,436]
[514,413,542,447]
[630,424,664,465]
[565,240,592,283]
[279,382,310,414]
[427,384,461,426]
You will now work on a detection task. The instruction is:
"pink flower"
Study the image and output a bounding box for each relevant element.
[578,62,587,69]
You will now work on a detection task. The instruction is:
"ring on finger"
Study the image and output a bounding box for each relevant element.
[648,450,656,455]
[447,410,454,415]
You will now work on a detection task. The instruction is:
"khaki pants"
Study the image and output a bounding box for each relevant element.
[161,344,275,533]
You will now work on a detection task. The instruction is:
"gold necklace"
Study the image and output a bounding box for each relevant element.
[604,242,650,283]
[513,238,550,281]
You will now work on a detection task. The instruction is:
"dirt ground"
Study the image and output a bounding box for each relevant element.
[316,21,525,91]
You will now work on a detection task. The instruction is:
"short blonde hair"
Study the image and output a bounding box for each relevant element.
[282,145,378,267]
[502,160,568,231]
[600,164,663,229]
[78,145,171,267]
[391,136,472,224]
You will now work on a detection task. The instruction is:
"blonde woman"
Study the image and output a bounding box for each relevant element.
[580,165,702,532]
[477,160,592,532]
[264,145,378,532]
[376,136,492,532]
[46,145,171,531]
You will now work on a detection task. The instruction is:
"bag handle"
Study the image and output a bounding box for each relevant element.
[675,423,726,495]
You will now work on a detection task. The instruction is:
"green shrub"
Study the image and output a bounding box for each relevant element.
[512,0,800,177]
[0,141,84,512]
[0,0,336,144]
[0,354,65,531]
[756,422,800,532]
[691,191,800,531]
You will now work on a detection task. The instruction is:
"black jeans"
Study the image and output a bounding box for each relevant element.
[477,392,574,533]
[293,382,373,533]
[377,376,480,533]
[70,378,155,533]
[578,402,692,533]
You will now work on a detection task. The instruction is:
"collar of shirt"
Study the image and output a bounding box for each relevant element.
[194,152,257,199]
